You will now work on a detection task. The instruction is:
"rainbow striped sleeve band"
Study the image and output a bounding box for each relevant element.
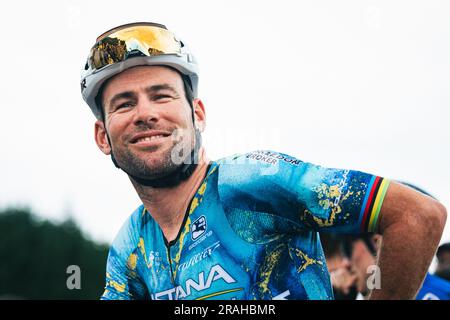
[359,176,391,233]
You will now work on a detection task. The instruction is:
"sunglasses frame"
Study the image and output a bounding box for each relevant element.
[96,22,168,42]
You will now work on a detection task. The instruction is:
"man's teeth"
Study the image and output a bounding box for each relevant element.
[136,135,165,143]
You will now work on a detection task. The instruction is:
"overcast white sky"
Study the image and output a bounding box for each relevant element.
[0,0,449,248]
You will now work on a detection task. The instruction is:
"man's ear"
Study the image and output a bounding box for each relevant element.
[192,98,206,132]
[94,120,111,155]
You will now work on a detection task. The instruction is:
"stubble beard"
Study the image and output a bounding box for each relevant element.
[113,128,195,181]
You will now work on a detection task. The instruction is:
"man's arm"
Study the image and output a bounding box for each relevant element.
[369,182,447,299]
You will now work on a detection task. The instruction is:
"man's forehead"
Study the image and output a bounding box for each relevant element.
[104,65,184,94]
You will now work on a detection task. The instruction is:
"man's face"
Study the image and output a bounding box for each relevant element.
[437,251,450,272]
[94,66,205,181]
[350,240,376,294]
[327,253,357,297]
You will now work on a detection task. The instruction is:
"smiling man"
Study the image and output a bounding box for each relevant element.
[81,22,447,300]
[95,65,209,243]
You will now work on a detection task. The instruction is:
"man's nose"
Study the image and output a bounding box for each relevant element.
[133,98,159,126]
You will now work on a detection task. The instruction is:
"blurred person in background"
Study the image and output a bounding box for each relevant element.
[320,233,357,300]
[341,233,382,300]
[416,242,450,300]
[435,243,450,280]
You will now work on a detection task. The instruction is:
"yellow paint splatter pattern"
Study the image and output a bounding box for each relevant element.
[302,183,354,228]
[289,248,323,273]
[172,216,191,279]
[255,243,285,297]
[127,253,138,270]
[105,273,126,293]
[138,237,154,268]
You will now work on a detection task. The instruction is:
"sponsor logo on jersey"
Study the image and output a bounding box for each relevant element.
[246,150,302,166]
[178,241,220,273]
[189,231,213,251]
[191,215,207,241]
[333,169,349,206]
[151,264,237,300]
[272,290,291,300]
[148,251,162,269]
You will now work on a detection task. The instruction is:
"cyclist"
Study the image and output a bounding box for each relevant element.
[80,22,447,300]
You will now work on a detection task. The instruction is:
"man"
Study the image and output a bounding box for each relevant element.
[80,22,447,300]
[338,233,383,299]
[320,233,358,300]
[436,242,450,278]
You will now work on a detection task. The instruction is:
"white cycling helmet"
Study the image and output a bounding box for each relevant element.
[81,22,199,119]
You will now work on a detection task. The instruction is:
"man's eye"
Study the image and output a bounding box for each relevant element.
[116,102,134,110]
[154,95,172,101]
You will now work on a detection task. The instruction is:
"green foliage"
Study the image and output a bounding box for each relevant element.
[0,207,109,299]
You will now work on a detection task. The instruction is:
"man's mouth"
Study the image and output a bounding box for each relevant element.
[130,131,172,146]
[135,135,167,143]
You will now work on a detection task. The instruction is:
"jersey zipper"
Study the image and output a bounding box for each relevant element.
[167,246,175,284]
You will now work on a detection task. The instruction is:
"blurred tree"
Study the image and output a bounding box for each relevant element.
[0,207,109,299]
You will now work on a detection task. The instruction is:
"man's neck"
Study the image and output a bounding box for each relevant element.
[131,148,210,243]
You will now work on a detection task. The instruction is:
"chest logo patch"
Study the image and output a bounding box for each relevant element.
[191,215,207,241]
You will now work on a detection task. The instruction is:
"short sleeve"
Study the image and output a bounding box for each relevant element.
[217,150,391,234]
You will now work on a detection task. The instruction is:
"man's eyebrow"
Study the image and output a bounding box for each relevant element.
[146,84,179,96]
[106,84,179,109]
[107,91,136,109]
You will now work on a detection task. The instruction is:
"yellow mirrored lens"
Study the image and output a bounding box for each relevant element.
[111,26,180,53]
[89,26,181,70]
[91,38,127,69]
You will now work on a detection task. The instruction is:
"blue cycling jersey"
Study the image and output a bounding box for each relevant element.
[416,273,450,300]
[101,150,390,300]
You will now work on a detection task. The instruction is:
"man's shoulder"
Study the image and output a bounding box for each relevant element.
[213,150,307,204]
[120,204,146,234]
[110,204,145,254]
